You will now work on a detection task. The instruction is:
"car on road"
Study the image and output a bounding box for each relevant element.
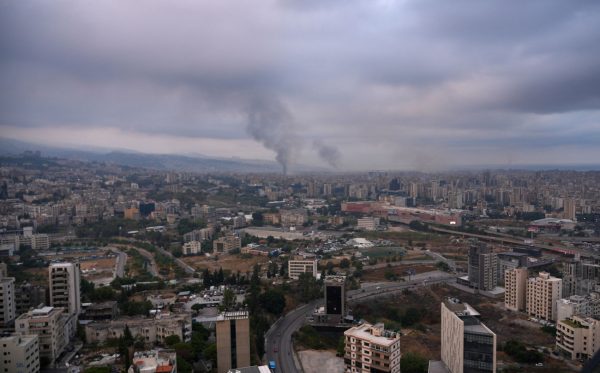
[269,361,276,370]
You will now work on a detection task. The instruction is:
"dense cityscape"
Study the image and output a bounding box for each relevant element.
[3,1,600,373]
[0,152,599,373]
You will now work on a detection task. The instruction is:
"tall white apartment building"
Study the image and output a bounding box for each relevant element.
[504,267,528,311]
[0,276,16,327]
[49,262,81,315]
[0,334,40,373]
[343,322,401,373]
[526,271,562,321]
[288,259,318,279]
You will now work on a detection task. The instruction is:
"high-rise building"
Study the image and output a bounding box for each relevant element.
[526,271,562,321]
[0,276,16,327]
[441,298,496,373]
[15,283,47,316]
[556,315,600,360]
[497,252,528,285]
[504,267,528,312]
[288,259,318,280]
[49,262,81,316]
[216,311,250,373]
[563,198,577,220]
[343,322,401,373]
[325,275,346,323]
[0,334,40,373]
[468,244,498,291]
[15,306,66,365]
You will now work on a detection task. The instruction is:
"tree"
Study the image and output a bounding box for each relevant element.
[340,258,350,268]
[400,352,428,373]
[259,289,286,315]
[164,334,181,347]
[220,288,237,311]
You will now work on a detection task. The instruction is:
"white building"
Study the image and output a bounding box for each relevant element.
[0,334,40,373]
[556,316,600,360]
[343,322,401,373]
[288,260,318,280]
[15,306,66,365]
[49,262,81,316]
[556,293,600,322]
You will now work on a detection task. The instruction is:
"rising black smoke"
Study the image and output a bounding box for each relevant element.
[245,96,341,174]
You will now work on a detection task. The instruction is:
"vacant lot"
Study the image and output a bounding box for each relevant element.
[298,350,344,373]
[182,253,270,273]
[361,264,437,282]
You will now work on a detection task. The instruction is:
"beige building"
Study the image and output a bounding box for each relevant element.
[556,315,600,360]
[49,262,81,316]
[15,306,66,365]
[0,276,16,327]
[216,311,250,373]
[343,322,401,373]
[182,240,202,255]
[441,298,496,373]
[526,271,562,321]
[213,234,242,253]
[504,267,528,311]
[288,259,318,280]
[356,217,379,231]
[0,334,40,373]
[280,209,307,227]
[85,313,192,344]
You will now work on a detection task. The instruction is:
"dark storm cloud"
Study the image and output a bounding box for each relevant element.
[1,0,600,169]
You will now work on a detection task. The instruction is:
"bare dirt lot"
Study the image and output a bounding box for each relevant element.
[361,264,437,282]
[297,350,344,373]
[181,253,270,273]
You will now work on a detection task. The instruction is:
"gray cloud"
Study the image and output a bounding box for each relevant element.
[1,0,600,169]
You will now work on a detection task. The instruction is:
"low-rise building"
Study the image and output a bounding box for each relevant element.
[15,306,66,365]
[182,240,202,255]
[557,293,600,322]
[213,234,242,253]
[85,313,192,345]
[356,217,379,231]
[343,322,401,373]
[83,301,119,320]
[0,334,40,373]
[129,349,177,373]
[288,259,318,280]
[556,316,600,360]
[15,282,47,316]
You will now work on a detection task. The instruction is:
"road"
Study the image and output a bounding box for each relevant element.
[156,246,196,275]
[109,247,127,278]
[135,247,163,279]
[264,273,455,372]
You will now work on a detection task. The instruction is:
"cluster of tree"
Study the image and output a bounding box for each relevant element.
[177,218,207,236]
[119,298,153,316]
[201,267,250,287]
[297,272,322,302]
[515,211,546,221]
[75,218,145,239]
[163,323,215,373]
[80,278,118,303]
[502,340,543,364]
[400,352,428,373]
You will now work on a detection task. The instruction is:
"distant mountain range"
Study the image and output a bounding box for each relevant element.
[0,137,315,173]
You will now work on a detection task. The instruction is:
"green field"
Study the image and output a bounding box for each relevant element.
[359,246,406,259]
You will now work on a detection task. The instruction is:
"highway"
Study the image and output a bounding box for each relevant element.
[264,272,455,372]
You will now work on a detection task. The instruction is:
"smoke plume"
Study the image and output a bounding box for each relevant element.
[245,97,300,175]
[313,139,341,168]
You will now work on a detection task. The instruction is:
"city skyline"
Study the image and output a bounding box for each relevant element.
[1,1,600,172]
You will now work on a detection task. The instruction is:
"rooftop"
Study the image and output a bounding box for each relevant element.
[344,322,399,347]
[217,310,249,321]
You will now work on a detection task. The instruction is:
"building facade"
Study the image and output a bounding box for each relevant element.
[213,234,242,253]
[15,306,66,365]
[0,276,16,327]
[504,267,528,312]
[0,334,40,373]
[556,316,600,360]
[216,311,250,373]
[85,313,192,344]
[325,275,346,323]
[343,322,401,373]
[557,293,600,322]
[467,244,498,291]
[49,262,81,316]
[288,260,318,280]
[526,272,562,321]
[441,298,496,373]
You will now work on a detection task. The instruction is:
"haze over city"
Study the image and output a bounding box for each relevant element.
[2,0,600,171]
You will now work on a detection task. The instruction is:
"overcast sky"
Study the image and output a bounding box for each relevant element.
[1,0,600,171]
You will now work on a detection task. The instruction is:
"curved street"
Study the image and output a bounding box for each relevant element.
[264,273,455,372]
